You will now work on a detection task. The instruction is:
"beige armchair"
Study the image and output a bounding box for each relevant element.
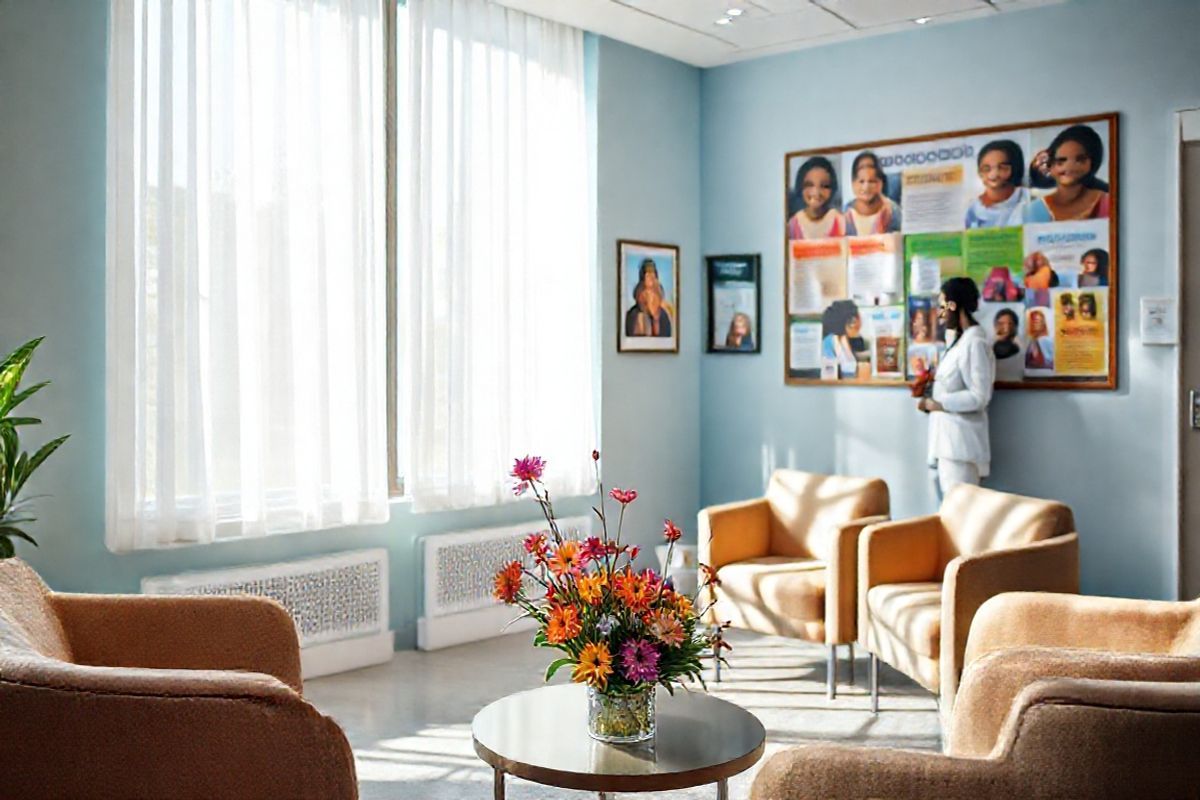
[752,591,1200,799]
[750,677,1200,800]
[698,469,889,698]
[0,558,357,799]
[950,591,1200,754]
[857,484,1077,714]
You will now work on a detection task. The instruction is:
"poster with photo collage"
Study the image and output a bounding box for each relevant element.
[783,113,1117,389]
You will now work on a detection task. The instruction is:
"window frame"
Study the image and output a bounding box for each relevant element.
[385,0,402,497]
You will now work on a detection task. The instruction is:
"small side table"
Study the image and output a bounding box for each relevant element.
[472,684,765,798]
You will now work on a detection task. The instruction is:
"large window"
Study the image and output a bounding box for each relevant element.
[107,0,595,550]
[392,0,597,511]
[107,0,389,550]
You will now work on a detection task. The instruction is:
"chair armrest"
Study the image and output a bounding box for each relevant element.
[857,515,943,645]
[859,515,944,589]
[987,677,1200,798]
[940,535,1078,708]
[0,659,355,800]
[51,592,303,693]
[950,647,1200,758]
[825,514,888,645]
[965,592,1189,668]
[750,743,1010,800]
[697,497,771,573]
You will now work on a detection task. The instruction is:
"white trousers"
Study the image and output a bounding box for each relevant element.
[934,458,981,499]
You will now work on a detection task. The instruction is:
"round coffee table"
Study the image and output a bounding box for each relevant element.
[472,684,765,798]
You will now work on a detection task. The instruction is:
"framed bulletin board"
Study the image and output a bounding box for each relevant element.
[783,112,1117,390]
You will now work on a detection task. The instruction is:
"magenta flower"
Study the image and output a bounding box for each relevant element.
[639,568,662,593]
[523,532,549,562]
[663,519,683,543]
[511,456,547,483]
[620,638,660,684]
[609,488,638,505]
[591,449,600,462]
[580,536,606,563]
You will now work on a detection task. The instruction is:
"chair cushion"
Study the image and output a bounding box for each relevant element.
[765,470,889,560]
[939,484,1074,558]
[867,582,942,658]
[715,557,826,640]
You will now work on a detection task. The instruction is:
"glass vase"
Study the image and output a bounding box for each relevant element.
[587,685,655,743]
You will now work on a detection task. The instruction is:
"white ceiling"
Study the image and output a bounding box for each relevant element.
[492,0,1067,68]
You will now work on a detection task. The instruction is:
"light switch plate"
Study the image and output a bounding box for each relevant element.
[1141,296,1178,346]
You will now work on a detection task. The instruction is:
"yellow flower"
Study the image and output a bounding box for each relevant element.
[577,573,604,604]
[546,604,582,644]
[572,642,613,689]
[669,591,694,617]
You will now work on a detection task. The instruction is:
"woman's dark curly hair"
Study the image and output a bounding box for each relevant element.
[821,299,860,337]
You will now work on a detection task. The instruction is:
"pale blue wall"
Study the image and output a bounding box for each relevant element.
[699,0,1199,600]
[0,3,702,648]
[596,38,703,556]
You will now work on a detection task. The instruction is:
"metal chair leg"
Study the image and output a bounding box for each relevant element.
[713,640,721,683]
[870,652,880,714]
[848,642,855,685]
[826,644,838,700]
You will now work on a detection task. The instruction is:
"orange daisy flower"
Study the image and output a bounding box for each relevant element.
[492,561,523,604]
[546,604,582,644]
[572,642,613,689]
[614,569,652,612]
[548,541,584,578]
[576,573,605,605]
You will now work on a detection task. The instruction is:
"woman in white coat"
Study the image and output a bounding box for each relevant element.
[918,277,996,497]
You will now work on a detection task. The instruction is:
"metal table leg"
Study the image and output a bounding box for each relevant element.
[493,768,505,799]
[717,778,729,799]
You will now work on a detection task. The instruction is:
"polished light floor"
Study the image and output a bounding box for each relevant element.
[305,630,940,799]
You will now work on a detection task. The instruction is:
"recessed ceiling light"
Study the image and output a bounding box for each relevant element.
[913,16,932,24]
[727,8,744,16]
[715,17,732,25]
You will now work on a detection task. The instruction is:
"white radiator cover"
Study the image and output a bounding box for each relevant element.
[142,548,393,678]
[418,516,591,650]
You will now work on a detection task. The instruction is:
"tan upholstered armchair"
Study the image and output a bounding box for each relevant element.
[857,484,1077,714]
[0,558,357,800]
[698,469,889,698]
[950,591,1200,755]
[750,677,1200,800]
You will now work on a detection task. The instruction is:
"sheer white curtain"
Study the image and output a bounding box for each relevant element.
[106,0,389,551]
[400,0,597,511]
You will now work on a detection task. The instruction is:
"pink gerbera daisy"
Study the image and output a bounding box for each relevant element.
[619,638,660,684]
[511,455,546,483]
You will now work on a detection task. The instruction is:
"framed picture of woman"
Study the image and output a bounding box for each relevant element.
[618,239,680,354]
[707,254,761,354]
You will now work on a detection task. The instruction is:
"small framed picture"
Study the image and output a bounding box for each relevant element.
[706,254,761,354]
[618,239,680,354]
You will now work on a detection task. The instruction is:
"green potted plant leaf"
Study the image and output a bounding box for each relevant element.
[0,337,69,558]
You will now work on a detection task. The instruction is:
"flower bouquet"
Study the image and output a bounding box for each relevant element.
[493,452,728,743]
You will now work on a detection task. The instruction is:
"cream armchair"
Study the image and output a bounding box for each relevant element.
[698,469,889,698]
[857,484,1077,714]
